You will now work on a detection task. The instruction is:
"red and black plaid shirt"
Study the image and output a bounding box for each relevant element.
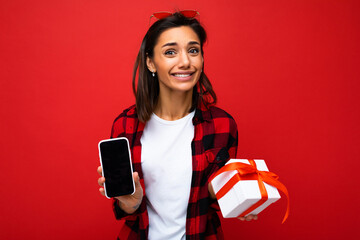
[110,104,238,240]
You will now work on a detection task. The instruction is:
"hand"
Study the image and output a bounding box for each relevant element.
[238,214,258,221]
[97,166,143,214]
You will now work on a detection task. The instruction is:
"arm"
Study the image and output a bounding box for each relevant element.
[206,115,239,198]
[97,107,144,219]
[205,115,258,221]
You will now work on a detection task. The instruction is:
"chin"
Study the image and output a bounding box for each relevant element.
[172,82,197,92]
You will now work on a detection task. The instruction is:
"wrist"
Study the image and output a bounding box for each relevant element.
[117,198,141,214]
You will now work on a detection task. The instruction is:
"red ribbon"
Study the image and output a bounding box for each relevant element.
[210,160,290,223]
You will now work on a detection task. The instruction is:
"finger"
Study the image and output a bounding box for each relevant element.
[253,215,258,220]
[238,217,246,221]
[245,214,257,221]
[133,172,140,186]
[98,177,105,187]
[99,187,105,196]
[133,172,144,200]
[97,166,102,176]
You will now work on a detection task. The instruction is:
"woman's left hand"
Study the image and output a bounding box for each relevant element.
[238,214,258,221]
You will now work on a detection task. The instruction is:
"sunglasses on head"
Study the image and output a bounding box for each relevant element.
[150,10,200,20]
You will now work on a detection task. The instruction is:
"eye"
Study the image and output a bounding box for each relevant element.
[164,49,176,56]
[189,48,200,54]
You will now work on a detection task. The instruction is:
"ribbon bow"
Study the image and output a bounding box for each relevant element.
[210,160,290,223]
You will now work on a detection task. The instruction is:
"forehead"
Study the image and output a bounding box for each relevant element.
[156,26,200,46]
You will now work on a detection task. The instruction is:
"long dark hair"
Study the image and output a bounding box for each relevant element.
[133,12,216,122]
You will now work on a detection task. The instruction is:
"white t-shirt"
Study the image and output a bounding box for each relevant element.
[140,111,195,240]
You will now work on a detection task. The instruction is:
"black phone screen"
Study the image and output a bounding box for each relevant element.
[99,138,134,198]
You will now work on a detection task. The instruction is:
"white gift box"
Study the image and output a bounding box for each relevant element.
[211,159,281,218]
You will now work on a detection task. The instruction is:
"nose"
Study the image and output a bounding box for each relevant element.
[178,51,190,68]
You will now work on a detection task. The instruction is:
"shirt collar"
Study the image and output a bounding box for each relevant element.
[128,104,213,125]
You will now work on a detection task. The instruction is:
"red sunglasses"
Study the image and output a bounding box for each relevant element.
[150,10,200,20]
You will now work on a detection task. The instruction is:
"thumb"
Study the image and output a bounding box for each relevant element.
[132,172,143,199]
[133,172,141,187]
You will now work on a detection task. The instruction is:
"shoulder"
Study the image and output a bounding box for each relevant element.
[207,106,238,134]
[207,106,235,120]
[198,105,238,154]
[113,104,137,122]
[197,105,238,134]
[111,104,138,138]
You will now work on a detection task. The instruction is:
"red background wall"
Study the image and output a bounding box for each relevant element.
[1,0,359,239]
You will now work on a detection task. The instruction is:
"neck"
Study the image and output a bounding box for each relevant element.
[154,89,193,121]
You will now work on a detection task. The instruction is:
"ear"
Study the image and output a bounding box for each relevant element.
[146,56,156,73]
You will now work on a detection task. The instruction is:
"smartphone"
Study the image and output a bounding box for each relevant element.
[98,137,135,198]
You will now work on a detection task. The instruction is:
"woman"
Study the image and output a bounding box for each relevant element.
[97,11,257,240]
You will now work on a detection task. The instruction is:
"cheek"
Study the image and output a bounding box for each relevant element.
[198,61,204,69]
[194,56,203,68]
[155,58,175,73]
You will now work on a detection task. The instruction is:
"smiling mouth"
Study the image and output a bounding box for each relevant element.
[171,72,194,78]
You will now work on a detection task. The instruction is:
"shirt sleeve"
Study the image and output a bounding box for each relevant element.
[112,198,141,221]
[206,115,238,210]
[206,115,238,179]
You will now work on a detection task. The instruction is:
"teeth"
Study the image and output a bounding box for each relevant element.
[174,74,191,77]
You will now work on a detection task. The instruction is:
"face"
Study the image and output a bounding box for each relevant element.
[147,26,203,95]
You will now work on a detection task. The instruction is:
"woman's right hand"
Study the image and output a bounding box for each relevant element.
[97,166,144,214]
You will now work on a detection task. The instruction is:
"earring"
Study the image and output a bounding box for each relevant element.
[152,72,155,77]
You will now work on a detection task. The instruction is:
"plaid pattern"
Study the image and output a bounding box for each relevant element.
[110,104,238,240]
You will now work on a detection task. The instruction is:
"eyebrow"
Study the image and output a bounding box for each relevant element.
[161,41,200,48]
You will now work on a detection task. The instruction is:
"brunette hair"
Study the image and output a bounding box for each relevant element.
[132,12,216,122]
